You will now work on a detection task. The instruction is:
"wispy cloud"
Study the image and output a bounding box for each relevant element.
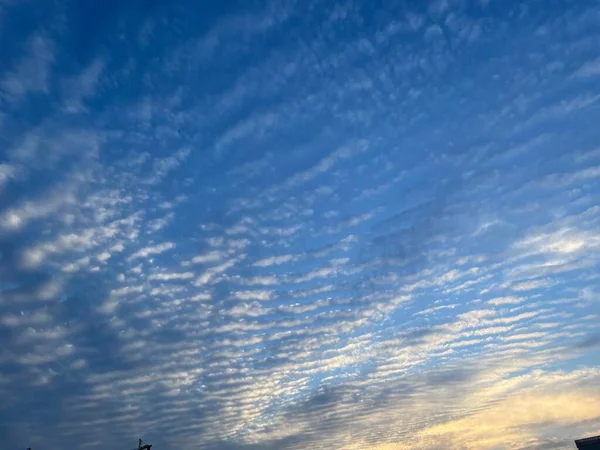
[128,242,175,260]
[61,58,105,112]
[573,57,600,78]
[1,33,54,100]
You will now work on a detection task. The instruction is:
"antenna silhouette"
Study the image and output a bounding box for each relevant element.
[135,438,152,450]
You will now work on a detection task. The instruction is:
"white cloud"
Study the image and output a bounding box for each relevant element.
[293,266,337,283]
[147,148,191,184]
[472,325,512,336]
[61,57,105,112]
[253,254,294,267]
[214,112,277,156]
[240,275,279,286]
[514,227,599,256]
[128,242,175,260]
[234,290,273,301]
[0,184,78,232]
[574,57,600,78]
[194,257,239,286]
[1,310,52,327]
[414,304,458,316]
[97,251,111,262]
[147,212,174,232]
[110,243,125,252]
[189,293,211,301]
[488,296,525,306]
[424,24,444,41]
[283,140,369,188]
[150,285,185,296]
[9,128,100,171]
[186,250,227,265]
[1,34,54,100]
[61,256,91,273]
[111,285,144,296]
[511,279,552,291]
[502,332,547,342]
[148,272,194,281]
[21,229,97,268]
[0,163,19,190]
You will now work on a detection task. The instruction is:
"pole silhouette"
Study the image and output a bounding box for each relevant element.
[135,438,152,450]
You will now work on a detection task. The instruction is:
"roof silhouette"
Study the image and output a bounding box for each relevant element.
[575,435,600,449]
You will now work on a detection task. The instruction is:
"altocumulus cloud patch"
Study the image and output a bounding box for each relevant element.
[1,0,600,449]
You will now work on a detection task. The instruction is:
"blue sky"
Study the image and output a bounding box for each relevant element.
[1,0,600,449]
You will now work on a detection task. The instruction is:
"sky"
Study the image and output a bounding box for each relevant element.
[1,0,600,449]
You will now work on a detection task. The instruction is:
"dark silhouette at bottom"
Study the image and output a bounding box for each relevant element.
[24,437,153,450]
[576,435,600,449]
[135,438,153,450]
[20,434,600,450]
